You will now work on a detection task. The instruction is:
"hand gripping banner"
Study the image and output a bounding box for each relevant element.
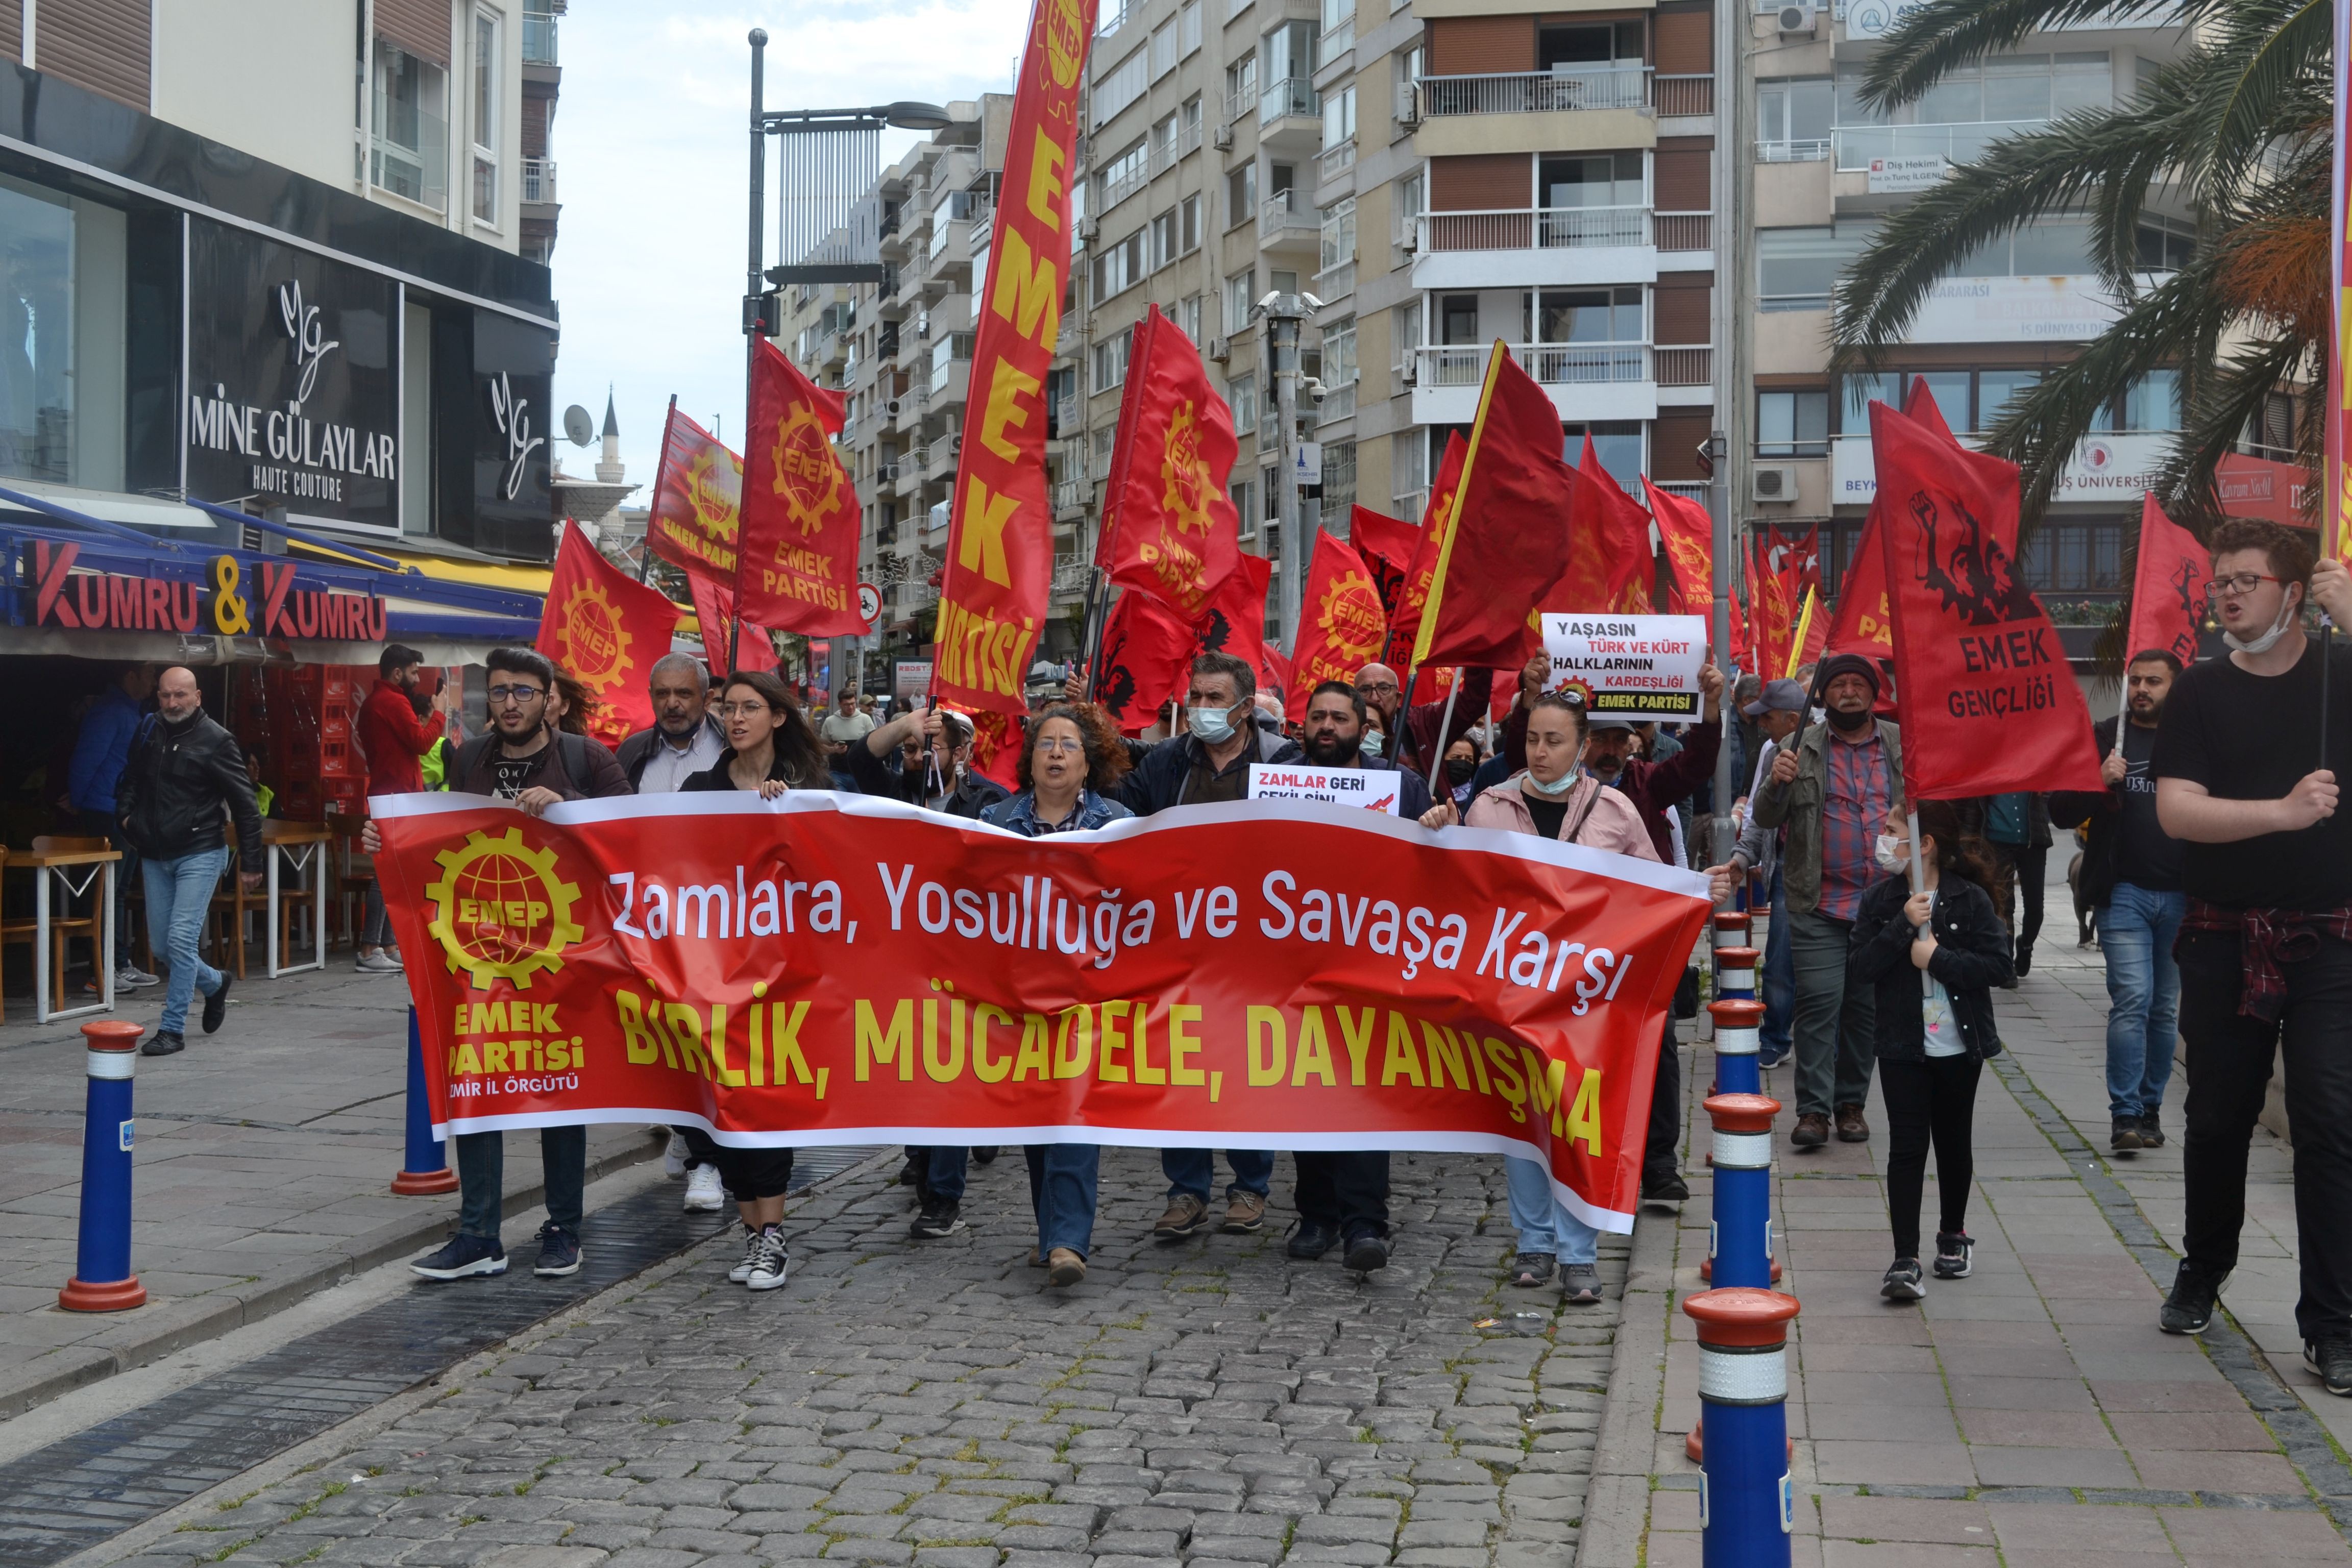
[372,794,1711,1232]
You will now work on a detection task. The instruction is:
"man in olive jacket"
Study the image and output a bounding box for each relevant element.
[1748,654,1903,1149]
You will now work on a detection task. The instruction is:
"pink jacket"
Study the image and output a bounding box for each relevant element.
[1463,774,1660,862]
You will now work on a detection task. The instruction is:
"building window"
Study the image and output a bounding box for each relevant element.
[2018,522,2124,594]
[1228,372,1257,432]
[1095,47,1150,127]
[1091,227,1146,302]
[2114,370,2180,432]
[1152,20,1177,78]
[1440,293,1479,345]
[371,43,449,210]
[1176,295,1204,342]
[1226,269,1255,332]
[1318,197,1357,298]
[1181,194,1202,254]
[471,12,500,224]
[1098,136,1149,210]
[1321,84,1357,149]
[930,332,974,393]
[1318,315,1357,422]
[1320,440,1356,532]
[1562,422,1645,495]
[1757,79,1832,160]
[1227,58,1258,118]
[1756,223,1874,311]
[1151,208,1179,270]
[1232,475,1257,538]
[1527,287,1643,344]
[1756,389,1829,456]
[1092,334,1132,393]
[1226,163,1257,229]
[1396,171,1423,244]
[1181,0,1203,56]
[1392,429,1427,514]
[1094,423,1119,468]
[1830,53,2110,171]
[0,176,127,489]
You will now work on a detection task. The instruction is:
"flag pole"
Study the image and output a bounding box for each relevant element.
[1908,805,1934,998]
[737,29,766,681]
[641,395,677,584]
[1428,672,1461,791]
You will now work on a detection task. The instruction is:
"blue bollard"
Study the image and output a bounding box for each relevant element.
[391,1008,460,1195]
[1710,996,1765,1098]
[60,1020,148,1312]
[1716,946,1759,1006]
[1686,1288,1800,1568]
[1705,1092,1779,1289]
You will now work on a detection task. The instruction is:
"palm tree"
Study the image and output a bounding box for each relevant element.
[1830,0,2329,531]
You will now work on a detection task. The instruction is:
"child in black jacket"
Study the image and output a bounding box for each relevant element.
[1849,796,2016,1301]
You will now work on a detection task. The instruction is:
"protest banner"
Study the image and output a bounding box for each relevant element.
[373,792,1711,1229]
[1541,613,1708,720]
[1246,764,1403,815]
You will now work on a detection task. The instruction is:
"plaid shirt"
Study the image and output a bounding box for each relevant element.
[2181,899,2352,1022]
[1818,728,1890,921]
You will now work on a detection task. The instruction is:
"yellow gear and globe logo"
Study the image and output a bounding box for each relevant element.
[1317,569,1386,659]
[1044,0,1085,87]
[555,581,631,696]
[423,828,585,991]
[684,446,742,544]
[770,403,845,538]
[1159,401,1216,537]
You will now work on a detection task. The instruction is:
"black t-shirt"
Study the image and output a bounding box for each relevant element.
[490,754,542,801]
[2150,639,2352,910]
[1527,796,1570,841]
[2111,720,2182,893]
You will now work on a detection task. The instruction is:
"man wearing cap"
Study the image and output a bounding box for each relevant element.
[1749,653,1902,1148]
[1712,678,1811,1067]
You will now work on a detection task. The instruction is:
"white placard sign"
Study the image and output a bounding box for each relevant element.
[1247,764,1403,815]
[1542,614,1707,721]
[1867,155,1949,193]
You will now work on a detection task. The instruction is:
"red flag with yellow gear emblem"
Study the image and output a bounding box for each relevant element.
[1096,305,1244,619]
[738,337,866,636]
[1286,531,1390,721]
[647,405,744,586]
[537,522,681,749]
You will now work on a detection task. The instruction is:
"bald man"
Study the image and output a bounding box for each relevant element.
[116,667,262,1057]
[1354,663,1491,781]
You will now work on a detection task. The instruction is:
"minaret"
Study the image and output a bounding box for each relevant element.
[594,387,624,485]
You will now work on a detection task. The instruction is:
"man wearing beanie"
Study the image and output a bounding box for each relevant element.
[1750,653,1903,1148]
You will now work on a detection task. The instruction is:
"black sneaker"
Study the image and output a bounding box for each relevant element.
[1510,1251,1557,1288]
[2159,1261,2223,1334]
[2304,1338,2352,1396]
[1933,1231,1974,1279]
[1561,1263,1603,1305]
[1288,1220,1338,1260]
[910,1198,965,1239]
[2139,1112,2166,1148]
[2112,1117,2145,1153]
[201,972,230,1034]
[1881,1257,1926,1301]
[532,1222,581,1277]
[971,1146,1000,1164]
[139,1028,186,1058]
[410,1233,507,1281]
[1642,1170,1690,1203]
[1343,1232,1390,1273]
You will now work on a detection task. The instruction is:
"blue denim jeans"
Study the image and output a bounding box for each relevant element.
[1026,1143,1099,1258]
[1760,868,1794,1063]
[924,1146,968,1202]
[1163,1147,1273,1203]
[2101,881,2185,1119]
[455,1126,586,1241]
[143,849,228,1034]
[1504,1155,1599,1264]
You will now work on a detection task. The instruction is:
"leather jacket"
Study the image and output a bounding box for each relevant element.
[117,710,263,863]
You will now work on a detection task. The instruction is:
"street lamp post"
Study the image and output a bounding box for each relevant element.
[1256,291,1314,648]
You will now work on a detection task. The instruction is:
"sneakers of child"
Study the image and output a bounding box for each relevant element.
[727,1224,765,1283]
[682,1164,725,1212]
[745,1226,790,1291]
[1932,1231,1974,1280]
[1881,1257,1926,1301]
[663,1132,690,1179]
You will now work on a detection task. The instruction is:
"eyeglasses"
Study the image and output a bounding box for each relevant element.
[487,684,546,704]
[1034,737,1086,755]
[716,700,774,718]
[2204,573,2283,600]
[1356,681,1399,697]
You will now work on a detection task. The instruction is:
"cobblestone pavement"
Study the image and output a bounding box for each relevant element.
[88,1144,1630,1568]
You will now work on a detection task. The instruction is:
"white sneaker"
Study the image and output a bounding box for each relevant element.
[745,1227,790,1291]
[727,1224,764,1282]
[118,965,161,989]
[356,950,404,973]
[663,1132,690,1179]
[683,1164,725,1212]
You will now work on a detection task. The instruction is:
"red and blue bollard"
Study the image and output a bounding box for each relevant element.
[1709,995,1765,1098]
[391,1009,460,1196]
[1704,1092,1779,1288]
[59,1020,148,1312]
[1686,1287,1801,1567]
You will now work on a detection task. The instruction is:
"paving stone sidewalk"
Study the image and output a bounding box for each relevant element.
[1583,862,2352,1565]
[82,1145,1634,1568]
[0,966,655,1417]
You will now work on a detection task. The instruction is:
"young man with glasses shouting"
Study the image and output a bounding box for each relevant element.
[2151,520,2352,1398]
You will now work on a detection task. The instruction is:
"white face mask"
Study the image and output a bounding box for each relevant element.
[1361,729,1384,757]
[2223,593,2298,656]
[1874,834,1908,872]
[1188,704,1237,745]
[1525,764,1582,797]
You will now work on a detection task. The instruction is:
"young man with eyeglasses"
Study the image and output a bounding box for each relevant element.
[2150,520,2352,1398]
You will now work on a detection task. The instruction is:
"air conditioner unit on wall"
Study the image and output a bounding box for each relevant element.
[1751,465,1800,502]
[1207,336,1232,362]
[1398,358,1417,387]
[1395,83,1420,126]
[1079,216,1099,240]
[1776,4,1818,34]
[1213,122,1234,150]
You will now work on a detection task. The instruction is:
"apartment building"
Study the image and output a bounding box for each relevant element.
[1741,0,2188,624]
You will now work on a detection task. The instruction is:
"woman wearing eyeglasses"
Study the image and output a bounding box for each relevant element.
[977,702,1133,1287]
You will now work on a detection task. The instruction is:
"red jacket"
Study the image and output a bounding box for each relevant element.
[359,678,439,796]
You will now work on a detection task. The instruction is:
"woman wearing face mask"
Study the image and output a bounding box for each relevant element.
[1848,798,2013,1302]
[1442,736,1482,816]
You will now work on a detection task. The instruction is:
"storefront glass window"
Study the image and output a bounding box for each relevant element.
[0,175,126,490]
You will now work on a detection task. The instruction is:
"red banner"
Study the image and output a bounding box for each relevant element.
[689,574,779,676]
[739,339,865,636]
[1871,400,2104,799]
[537,524,680,749]
[935,0,1095,717]
[1287,531,1389,719]
[2123,492,2206,668]
[1381,436,1464,674]
[1094,587,1198,733]
[374,791,1712,1230]
[1096,306,1244,619]
[1549,437,1646,617]
[647,406,745,586]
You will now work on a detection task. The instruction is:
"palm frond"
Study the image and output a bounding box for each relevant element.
[1858,0,2256,111]
[2150,335,2314,528]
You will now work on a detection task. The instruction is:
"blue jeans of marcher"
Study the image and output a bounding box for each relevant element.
[1760,868,1794,1063]
[1163,1147,1273,1202]
[456,1126,586,1242]
[924,1146,968,1201]
[1027,1143,1099,1258]
[2100,881,2185,1119]
[143,849,228,1035]
[1504,1155,1599,1264]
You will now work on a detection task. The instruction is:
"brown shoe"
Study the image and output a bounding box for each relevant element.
[1791,1112,1829,1149]
[1047,1247,1087,1287]
[1836,1103,1870,1142]
[1222,1190,1268,1234]
[1154,1192,1210,1238]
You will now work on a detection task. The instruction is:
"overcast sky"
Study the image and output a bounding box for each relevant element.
[547,0,1032,495]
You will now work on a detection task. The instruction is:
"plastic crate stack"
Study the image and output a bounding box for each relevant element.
[265,665,370,821]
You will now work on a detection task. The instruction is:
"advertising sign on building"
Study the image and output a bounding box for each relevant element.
[1905,275,2129,345]
[1833,432,2168,504]
[1867,155,1949,193]
[895,660,934,701]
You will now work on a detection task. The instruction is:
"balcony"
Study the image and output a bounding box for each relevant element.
[1833,120,2046,173]
[1654,74,1712,117]
[1146,120,1205,178]
[1421,205,1648,252]
[1052,555,1095,595]
[927,432,961,476]
[1757,138,1831,163]
[1259,190,1319,246]
[1413,206,1663,290]
[1418,67,1648,117]
[1653,345,1711,387]
[1410,341,1657,425]
[1261,76,1320,124]
[1102,164,1148,212]
[1053,478,1088,515]
[1316,140,1357,187]
[1654,211,1711,252]
[522,11,557,65]
[521,158,556,205]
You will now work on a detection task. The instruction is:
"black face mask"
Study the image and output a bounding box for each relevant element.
[1446,757,1477,784]
[1826,702,1874,733]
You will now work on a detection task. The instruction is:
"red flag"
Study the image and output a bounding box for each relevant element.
[537,523,682,749]
[2123,492,2206,668]
[1094,588,1198,735]
[647,406,745,586]
[1750,527,1817,676]
[1351,503,1421,618]
[1872,400,2104,798]
[1825,378,1950,663]
[1259,645,1293,709]
[1288,532,1391,720]
[934,0,1095,725]
[1412,348,1575,668]
[739,338,866,635]
[1096,306,1244,619]
[1647,479,1743,663]
[1551,436,1650,615]
[1381,435,1464,673]
[688,573,778,675]
[1793,584,1830,675]
[1194,550,1271,678]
